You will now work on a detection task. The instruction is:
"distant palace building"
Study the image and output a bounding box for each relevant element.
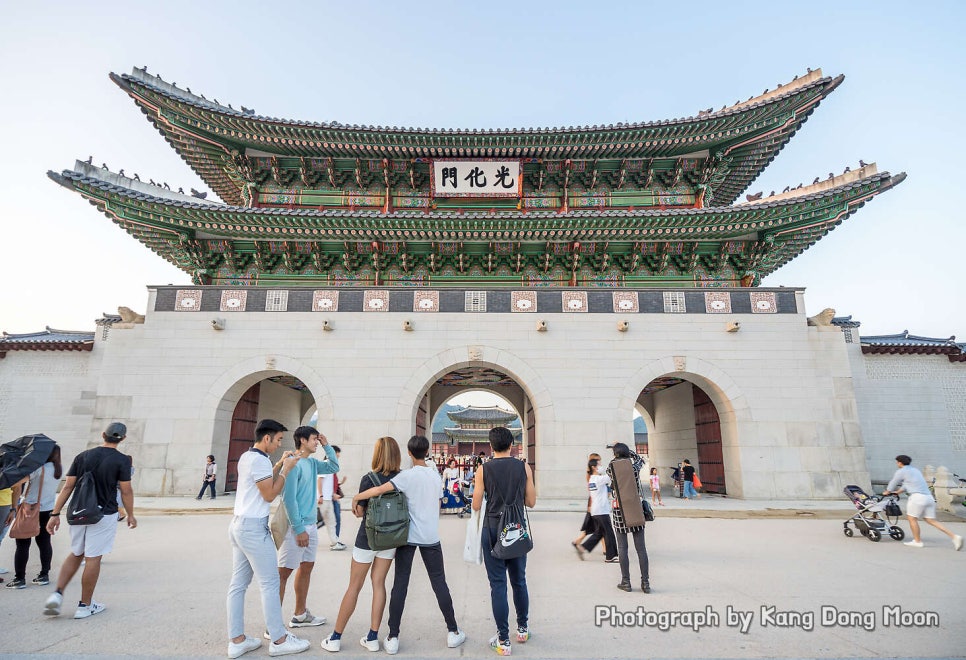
[1,66,962,501]
[433,405,523,459]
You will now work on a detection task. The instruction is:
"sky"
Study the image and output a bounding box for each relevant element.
[1,1,963,338]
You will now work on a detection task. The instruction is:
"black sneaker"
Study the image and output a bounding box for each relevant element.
[32,574,50,586]
[5,577,26,589]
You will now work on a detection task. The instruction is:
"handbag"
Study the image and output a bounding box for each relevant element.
[642,498,655,523]
[10,467,44,539]
[693,474,703,489]
[462,496,486,564]
[270,502,290,549]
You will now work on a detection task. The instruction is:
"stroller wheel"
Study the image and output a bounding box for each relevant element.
[889,526,905,541]
[868,528,882,542]
[843,527,854,537]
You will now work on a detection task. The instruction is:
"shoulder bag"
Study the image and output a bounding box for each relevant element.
[10,467,45,539]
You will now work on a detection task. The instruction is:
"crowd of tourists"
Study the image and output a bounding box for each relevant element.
[4,419,960,659]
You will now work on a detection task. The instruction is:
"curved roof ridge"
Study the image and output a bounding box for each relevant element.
[739,163,882,204]
[117,67,837,136]
[67,160,220,206]
[726,69,832,113]
[862,332,957,344]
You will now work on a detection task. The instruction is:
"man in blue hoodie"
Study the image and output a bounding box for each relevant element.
[277,426,340,629]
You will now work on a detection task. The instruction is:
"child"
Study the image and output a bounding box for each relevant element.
[351,435,465,655]
[649,467,664,506]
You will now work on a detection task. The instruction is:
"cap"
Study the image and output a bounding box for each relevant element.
[104,422,127,439]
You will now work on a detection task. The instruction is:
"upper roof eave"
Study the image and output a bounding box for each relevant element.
[114,67,839,146]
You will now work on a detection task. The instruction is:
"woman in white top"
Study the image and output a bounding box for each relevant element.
[575,459,618,562]
[6,444,62,589]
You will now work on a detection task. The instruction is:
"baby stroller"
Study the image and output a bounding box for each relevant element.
[440,478,471,518]
[842,485,904,542]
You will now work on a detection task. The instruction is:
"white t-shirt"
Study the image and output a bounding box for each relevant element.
[390,465,443,545]
[234,448,273,518]
[588,474,612,516]
[25,464,58,511]
[319,473,334,500]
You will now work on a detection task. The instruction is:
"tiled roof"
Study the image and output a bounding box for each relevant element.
[112,67,842,206]
[0,327,95,355]
[861,330,964,362]
[51,161,901,222]
[446,406,519,423]
[831,315,861,328]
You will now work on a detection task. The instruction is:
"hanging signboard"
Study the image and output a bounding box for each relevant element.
[431,160,522,198]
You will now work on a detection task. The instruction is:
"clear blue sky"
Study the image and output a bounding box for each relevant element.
[1,1,963,337]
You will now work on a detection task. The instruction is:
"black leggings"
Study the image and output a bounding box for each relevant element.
[15,510,53,580]
[387,543,458,638]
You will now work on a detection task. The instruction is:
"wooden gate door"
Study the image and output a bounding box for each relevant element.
[416,392,429,437]
[225,382,260,492]
[693,384,726,494]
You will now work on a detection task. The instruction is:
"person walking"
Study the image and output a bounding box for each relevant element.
[225,419,309,659]
[42,423,136,619]
[196,455,217,500]
[331,446,345,540]
[317,469,346,551]
[649,467,664,506]
[883,454,963,551]
[6,444,62,589]
[576,458,618,563]
[572,452,602,556]
[351,435,465,655]
[275,426,340,633]
[322,436,401,653]
[607,443,651,593]
[472,426,536,656]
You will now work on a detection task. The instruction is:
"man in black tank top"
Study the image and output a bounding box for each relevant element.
[471,427,536,656]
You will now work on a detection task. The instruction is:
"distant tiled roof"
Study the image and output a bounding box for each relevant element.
[831,315,861,329]
[95,313,122,327]
[446,406,519,424]
[443,427,523,440]
[861,330,964,362]
[0,327,94,356]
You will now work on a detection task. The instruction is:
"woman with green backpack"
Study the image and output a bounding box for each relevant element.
[322,436,401,653]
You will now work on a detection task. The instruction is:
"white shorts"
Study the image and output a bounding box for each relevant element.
[69,515,119,558]
[277,524,319,569]
[352,545,396,564]
[906,492,936,519]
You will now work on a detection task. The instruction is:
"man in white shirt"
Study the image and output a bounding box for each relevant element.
[352,435,465,655]
[226,419,310,659]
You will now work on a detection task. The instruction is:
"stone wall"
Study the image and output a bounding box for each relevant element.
[0,286,876,500]
[850,347,966,484]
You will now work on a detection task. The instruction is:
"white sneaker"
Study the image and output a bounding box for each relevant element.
[953,535,963,551]
[360,636,380,651]
[269,633,311,657]
[446,629,466,648]
[228,636,262,659]
[290,609,326,627]
[320,634,341,652]
[384,636,399,655]
[44,591,63,616]
[73,601,106,619]
[903,540,924,548]
[330,542,347,551]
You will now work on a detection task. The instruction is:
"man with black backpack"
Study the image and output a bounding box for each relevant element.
[43,422,135,620]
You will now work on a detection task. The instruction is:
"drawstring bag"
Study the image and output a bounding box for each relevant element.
[491,502,533,560]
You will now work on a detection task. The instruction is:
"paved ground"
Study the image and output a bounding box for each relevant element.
[1,498,964,659]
